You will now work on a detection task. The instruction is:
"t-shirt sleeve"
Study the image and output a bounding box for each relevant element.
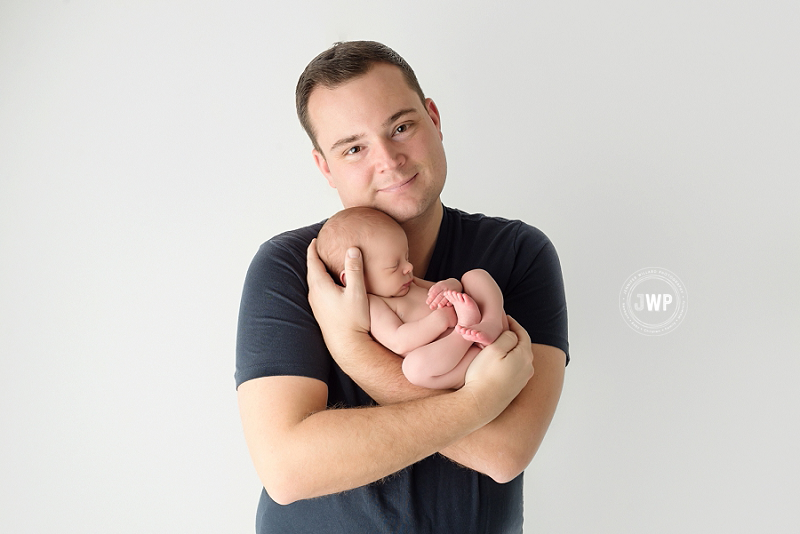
[504,224,570,364]
[235,235,330,388]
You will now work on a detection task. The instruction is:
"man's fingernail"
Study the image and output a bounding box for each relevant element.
[347,248,360,258]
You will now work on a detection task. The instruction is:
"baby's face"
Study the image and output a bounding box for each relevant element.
[362,224,414,298]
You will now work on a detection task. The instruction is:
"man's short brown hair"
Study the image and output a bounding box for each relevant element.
[296,41,426,153]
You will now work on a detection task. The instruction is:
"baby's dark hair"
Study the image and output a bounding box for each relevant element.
[316,207,401,281]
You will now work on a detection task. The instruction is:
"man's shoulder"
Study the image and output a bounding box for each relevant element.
[259,220,326,257]
[244,220,326,284]
[250,220,323,265]
[444,206,550,248]
[445,205,535,228]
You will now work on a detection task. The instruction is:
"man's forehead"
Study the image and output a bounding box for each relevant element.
[307,64,424,144]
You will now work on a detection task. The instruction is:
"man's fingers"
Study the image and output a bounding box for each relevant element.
[479,315,532,359]
[486,329,519,356]
[506,316,534,367]
[506,316,531,345]
[343,247,367,298]
[306,239,329,288]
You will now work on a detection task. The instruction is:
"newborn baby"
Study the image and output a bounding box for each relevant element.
[316,207,508,389]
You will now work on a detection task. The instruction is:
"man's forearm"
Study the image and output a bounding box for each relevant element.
[268,387,489,503]
[333,332,444,404]
[240,331,529,505]
[439,343,565,482]
[332,334,565,481]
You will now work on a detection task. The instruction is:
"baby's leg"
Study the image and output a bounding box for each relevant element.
[421,345,481,390]
[455,269,509,347]
[402,329,475,389]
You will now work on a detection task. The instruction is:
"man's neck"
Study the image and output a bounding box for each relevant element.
[402,201,444,278]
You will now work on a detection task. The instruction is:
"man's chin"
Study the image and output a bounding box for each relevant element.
[378,200,433,225]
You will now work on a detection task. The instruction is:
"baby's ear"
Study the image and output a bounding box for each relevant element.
[339,270,347,286]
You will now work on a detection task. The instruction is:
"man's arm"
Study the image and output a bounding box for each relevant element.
[439,340,565,482]
[306,241,564,483]
[324,319,564,482]
[237,328,530,505]
[236,241,534,505]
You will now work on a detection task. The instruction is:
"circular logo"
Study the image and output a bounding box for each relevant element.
[619,267,688,335]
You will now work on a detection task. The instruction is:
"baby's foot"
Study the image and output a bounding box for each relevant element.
[443,290,482,326]
[456,324,498,347]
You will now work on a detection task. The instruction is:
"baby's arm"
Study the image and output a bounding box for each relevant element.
[368,294,456,355]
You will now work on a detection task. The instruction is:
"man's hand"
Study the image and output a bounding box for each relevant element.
[306,239,370,348]
[461,316,535,422]
[440,324,565,484]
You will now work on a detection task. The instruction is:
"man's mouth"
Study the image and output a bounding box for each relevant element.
[379,174,417,193]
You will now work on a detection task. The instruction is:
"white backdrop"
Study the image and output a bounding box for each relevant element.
[2,1,798,532]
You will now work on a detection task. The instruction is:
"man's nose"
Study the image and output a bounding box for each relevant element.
[373,140,404,172]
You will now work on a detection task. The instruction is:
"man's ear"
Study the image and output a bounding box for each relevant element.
[339,270,347,286]
[425,98,443,141]
[312,148,336,188]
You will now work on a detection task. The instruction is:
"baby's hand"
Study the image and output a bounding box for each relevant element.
[426,278,462,309]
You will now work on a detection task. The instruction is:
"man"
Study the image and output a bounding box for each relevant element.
[236,41,569,533]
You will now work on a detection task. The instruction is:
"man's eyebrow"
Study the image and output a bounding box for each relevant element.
[383,108,418,128]
[330,133,365,154]
[328,109,419,154]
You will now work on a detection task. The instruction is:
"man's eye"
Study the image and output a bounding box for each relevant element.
[346,146,361,155]
[395,124,408,134]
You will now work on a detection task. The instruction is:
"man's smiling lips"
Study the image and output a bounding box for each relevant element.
[378,174,417,193]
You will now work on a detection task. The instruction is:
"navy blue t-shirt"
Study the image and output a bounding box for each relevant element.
[235,205,569,533]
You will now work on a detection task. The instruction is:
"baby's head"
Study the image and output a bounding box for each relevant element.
[317,207,414,298]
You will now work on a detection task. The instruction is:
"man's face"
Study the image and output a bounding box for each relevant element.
[308,63,447,225]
